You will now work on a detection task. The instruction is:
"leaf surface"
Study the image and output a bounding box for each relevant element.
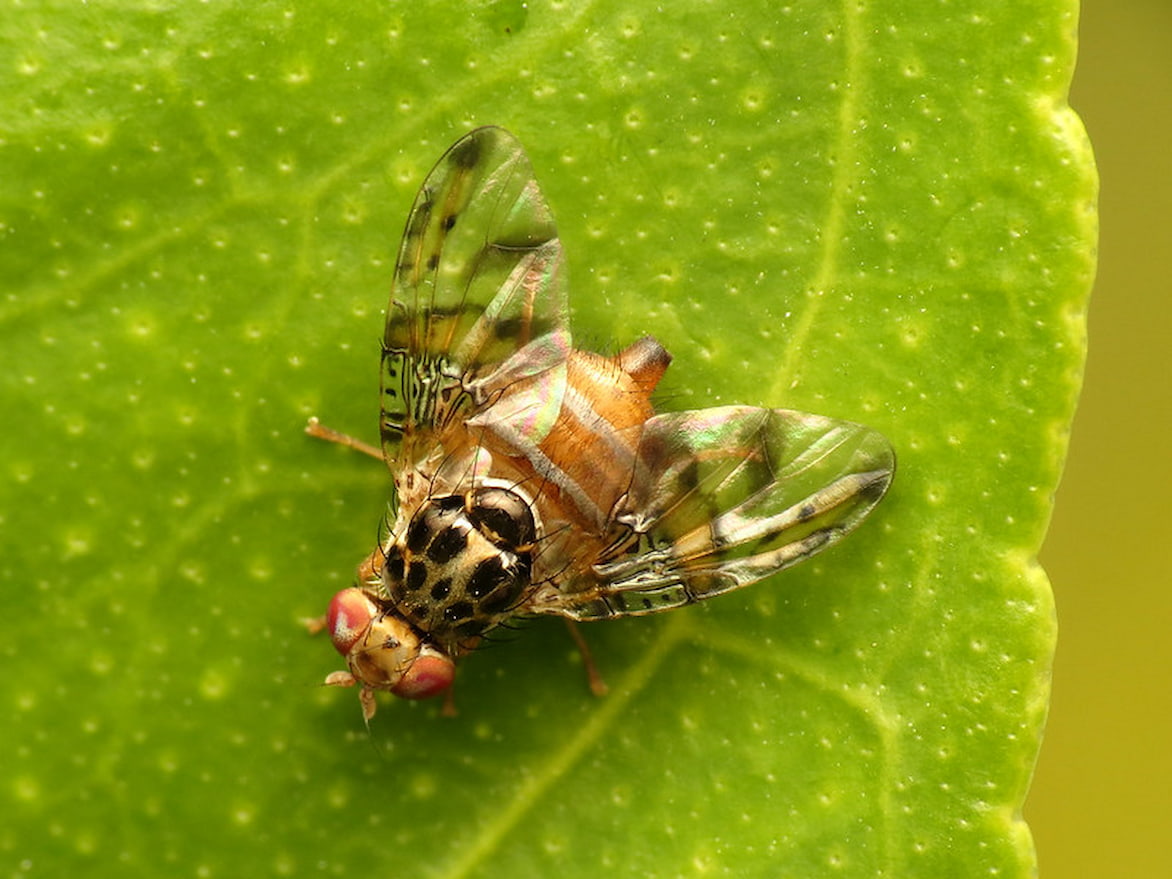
[0,2,1093,876]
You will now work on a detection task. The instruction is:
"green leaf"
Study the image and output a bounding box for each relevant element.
[1,2,1092,877]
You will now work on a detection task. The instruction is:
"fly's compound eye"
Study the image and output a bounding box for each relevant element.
[326,587,377,656]
[467,486,536,549]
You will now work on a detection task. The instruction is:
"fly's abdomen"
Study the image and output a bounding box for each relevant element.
[530,341,670,530]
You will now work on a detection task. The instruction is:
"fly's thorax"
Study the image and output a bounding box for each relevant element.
[382,484,539,650]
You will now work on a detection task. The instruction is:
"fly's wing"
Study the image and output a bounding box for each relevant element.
[531,406,895,620]
[381,127,570,469]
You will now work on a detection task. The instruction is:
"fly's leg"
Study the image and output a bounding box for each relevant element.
[564,619,609,697]
[303,615,327,635]
[305,416,385,461]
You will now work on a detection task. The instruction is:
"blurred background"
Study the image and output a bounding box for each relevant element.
[1027,0,1171,875]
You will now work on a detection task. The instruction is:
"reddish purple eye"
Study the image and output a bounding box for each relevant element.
[326,588,375,655]
[390,650,456,700]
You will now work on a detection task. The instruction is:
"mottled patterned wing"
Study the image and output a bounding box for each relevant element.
[381,126,569,467]
[534,407,895,619]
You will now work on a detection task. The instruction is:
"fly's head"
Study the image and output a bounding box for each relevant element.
[324,484,539,719]
[324,588,455,720]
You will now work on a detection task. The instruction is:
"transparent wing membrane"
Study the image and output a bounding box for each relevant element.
[380,127,569,466]
[533,407,895,619]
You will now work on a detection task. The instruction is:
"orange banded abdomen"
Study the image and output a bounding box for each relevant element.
[533,336,670,531]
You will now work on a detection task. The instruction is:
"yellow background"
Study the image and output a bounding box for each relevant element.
[1028,1,1172,874]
